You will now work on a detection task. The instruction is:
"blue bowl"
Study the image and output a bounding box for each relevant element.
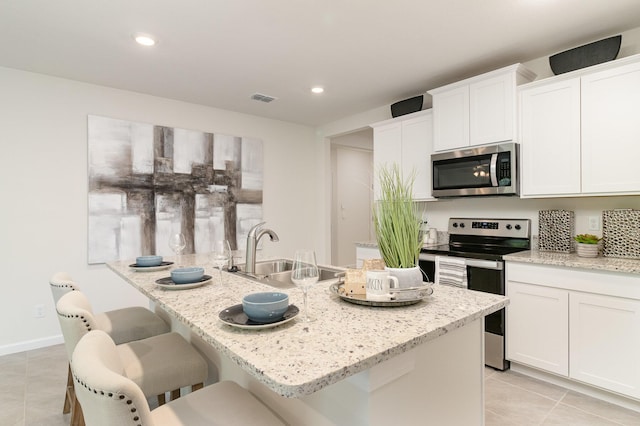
[242,292,289,323]
[136,255,163,267]
[171,267,205,284]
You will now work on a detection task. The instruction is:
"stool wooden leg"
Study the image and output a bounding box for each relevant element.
[170,389,180,401]
[192,382,204,392]
[157,393,166,406]
[63,364,73,414]
[71,391,85,426]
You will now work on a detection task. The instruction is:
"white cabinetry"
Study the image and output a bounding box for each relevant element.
[507,281,569,375]
[429,64,535,152]
[570,292,640,398]
[519,54,640,197]
[506,262,640,399]
[371,110,434,200]
[581,60,640,193]
[519,78,581,196]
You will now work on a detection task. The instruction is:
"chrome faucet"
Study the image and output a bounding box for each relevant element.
[245,222,279,274]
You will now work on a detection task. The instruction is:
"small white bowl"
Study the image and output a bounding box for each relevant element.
[242,292,289,323]
[171,267,205,284]
[136,255,163,267]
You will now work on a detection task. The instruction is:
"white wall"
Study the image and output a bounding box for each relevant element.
[0,67,319,354]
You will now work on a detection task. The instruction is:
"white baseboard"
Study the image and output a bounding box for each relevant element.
[0,334,64,356]
[510,362,640,414]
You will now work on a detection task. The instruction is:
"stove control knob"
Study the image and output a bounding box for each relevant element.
[459,223,465,228]
[506,224,512,230]
[452,223,458,228]
[515,224,521,230]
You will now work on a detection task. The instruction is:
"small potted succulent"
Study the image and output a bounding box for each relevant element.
[573,234,602,258]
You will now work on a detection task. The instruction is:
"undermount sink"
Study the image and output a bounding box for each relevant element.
[234,258,343,289]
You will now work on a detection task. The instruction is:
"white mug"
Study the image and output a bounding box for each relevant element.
[366,270,399,301]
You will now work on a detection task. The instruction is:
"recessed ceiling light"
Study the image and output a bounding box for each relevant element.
[311,87,324,94]
[134,34,156,46]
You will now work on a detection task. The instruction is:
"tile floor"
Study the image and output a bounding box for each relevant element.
[1,344,639,425]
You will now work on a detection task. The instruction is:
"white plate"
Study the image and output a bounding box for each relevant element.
[129,261,174,272]
[155,275,212,290]
[219,304,299,330]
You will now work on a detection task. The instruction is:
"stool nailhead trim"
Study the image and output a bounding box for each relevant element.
[72,373,143,426]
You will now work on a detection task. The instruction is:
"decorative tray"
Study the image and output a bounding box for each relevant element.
[329,282,433,307]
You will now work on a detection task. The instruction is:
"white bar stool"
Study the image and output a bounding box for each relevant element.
[73,330,285,426]
[56,291,208,425]
[50,272,171,424]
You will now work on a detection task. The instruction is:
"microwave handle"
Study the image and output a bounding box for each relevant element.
[490,153,498,187]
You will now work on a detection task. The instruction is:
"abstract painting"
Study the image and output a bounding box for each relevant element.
[87,115,263,264]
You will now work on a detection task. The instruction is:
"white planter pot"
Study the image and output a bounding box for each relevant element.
[576,243,599,258]
[385,266,423,288]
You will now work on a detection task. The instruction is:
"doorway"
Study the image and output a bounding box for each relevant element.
[330,129,374,267]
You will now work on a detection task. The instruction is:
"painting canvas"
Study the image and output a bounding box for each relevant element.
[87,115,263,264]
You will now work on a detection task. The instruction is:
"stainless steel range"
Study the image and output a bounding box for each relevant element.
[419,218,531,370]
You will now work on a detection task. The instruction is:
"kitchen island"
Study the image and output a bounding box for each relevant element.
[108,254,508,425]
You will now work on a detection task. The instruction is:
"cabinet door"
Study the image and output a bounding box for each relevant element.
[582,61,640,194]
[519,79,581,197]
[470,73,513,145]
[506,281,569,375]
[432,86,469,151]
[569,292,640,399]
[373,122,402,200]
[401,112,433,200]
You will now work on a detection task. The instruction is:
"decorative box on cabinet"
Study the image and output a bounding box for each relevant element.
[429,64,536,152]
[371,109,434,201]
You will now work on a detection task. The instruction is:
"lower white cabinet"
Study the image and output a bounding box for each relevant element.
[569,292,640,398]
[506,281,569,375]
[506,262,640,399]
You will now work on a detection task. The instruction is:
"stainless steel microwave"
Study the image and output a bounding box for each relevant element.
[431,142,519,198]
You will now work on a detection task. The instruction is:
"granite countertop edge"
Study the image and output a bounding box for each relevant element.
[504,250,640,274]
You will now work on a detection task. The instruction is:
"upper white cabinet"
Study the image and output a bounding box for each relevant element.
[429,64,536,152]
[581,60,640,193]
[519,78,581,196]
[519,54,640,198]
[371,109,434,201]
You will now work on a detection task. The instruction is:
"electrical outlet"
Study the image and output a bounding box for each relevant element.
[34,304,45,318]
[588,216,600,231]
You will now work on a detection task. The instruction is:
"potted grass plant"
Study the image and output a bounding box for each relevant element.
[573,233,602,258]
[373,164,424,288]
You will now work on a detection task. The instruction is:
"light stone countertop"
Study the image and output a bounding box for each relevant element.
[107,253,507,398]
[504,250,640,275]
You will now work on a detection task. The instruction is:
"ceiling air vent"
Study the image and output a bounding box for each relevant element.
[251,93,277,103]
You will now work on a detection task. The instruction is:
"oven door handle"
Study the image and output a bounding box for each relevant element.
[419,253,504,271]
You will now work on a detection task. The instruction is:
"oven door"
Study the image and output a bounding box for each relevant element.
[419,253,509,370]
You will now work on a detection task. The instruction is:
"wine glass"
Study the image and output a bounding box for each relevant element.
[168,233,186,266]
[291,250,319,322]
[211,239,231,285]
